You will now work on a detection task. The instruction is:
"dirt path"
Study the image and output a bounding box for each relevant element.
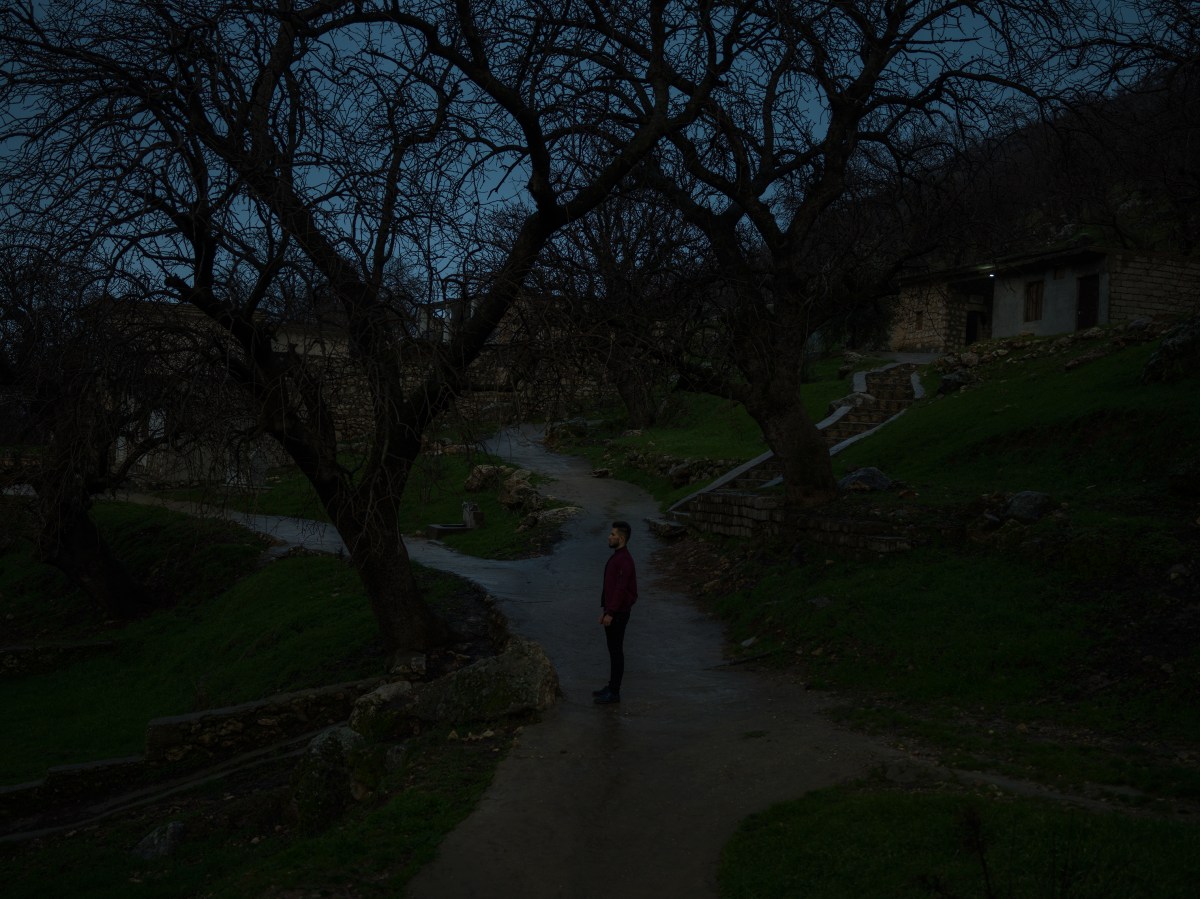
[401,429,905,898]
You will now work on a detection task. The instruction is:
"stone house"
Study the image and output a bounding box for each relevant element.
[890,246,1200,353]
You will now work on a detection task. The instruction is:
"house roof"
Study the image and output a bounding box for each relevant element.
[899,243,1108,287]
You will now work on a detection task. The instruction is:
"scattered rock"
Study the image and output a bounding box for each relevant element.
[464,464,507,492]
[937,370,973,394]
[1143,315,1200,383]
[838,467,893,492]
[1003,491,1053,523]
[350,636,559,741]
[388,651,427,679]
[289,726,369,833]
[132,821,186,860]
[535,506,582,528]
[349,681,415,741]
[498,471,540,512]
[406,636,559,724]
[646,518,688,539]
[668,461,693,488]
[592,468,612,478]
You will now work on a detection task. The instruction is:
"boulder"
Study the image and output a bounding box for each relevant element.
[349,636,559,739]
[289,726,369,833]
[407,635,559,725]
[646,518,688,539]
[536,506,582,528]
[132,821,186,860]
[387,651,427,679]
[838,467,893,492]
[348,680,415,741]
[465,464,507,492]
[1143,316,1200,383]
[1003,491,1053,523]
[668,461,693,488]
[498,471,540,512]
[937,370,972,394]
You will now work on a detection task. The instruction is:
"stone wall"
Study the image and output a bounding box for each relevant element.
[685,491,787,538]
[890,284,953,352]
[0,677,384,830]
[1109,254,1200,323]
[143,679,385,766]
[683,492,918,555]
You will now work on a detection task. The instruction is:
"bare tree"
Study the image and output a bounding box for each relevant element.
[0,1,743,651]
[0,243,243,618]
[526,190,712,428]
[634,0,1124,509]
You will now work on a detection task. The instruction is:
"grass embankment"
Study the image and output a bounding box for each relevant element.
[0,500,516,896]
[564,333,1199,896]
[555,355,879,507]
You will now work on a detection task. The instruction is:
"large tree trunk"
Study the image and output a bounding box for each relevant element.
[321,472,450,654]
[34,490,152,620]
[352,527,449,654]
[744,374,838,511]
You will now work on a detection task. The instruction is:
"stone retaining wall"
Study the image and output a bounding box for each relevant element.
[684,491,916,555]
[0,677,384,831]
[144,678,385,766]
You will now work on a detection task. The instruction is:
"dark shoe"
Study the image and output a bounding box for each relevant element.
[592,686,611,697]
[593,688,620,704]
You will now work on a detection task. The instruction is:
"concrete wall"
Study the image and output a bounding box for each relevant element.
[991,258,1108,339]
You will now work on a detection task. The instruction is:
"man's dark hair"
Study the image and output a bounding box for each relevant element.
[612,520,632,542]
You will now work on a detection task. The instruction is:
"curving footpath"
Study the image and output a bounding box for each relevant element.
[399,429,904,899]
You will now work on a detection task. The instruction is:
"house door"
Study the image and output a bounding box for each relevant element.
[1076,274,1100,330]
[966,310,986,344]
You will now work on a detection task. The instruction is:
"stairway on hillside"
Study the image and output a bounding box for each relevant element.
[663,362,924,553]
[820,363,921,449]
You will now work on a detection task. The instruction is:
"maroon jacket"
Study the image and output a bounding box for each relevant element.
[601,546,638,614]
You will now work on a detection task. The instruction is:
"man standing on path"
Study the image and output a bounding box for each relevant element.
[594,520,638,705]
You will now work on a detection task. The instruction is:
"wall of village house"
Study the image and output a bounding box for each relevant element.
[1108,254,1200,322]
[991,258,1108,339]
[890,283,953,352]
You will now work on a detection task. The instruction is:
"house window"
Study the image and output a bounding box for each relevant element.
[1024,281,1044,322]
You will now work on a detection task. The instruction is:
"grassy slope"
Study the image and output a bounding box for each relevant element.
[0,500,514,897]
[0,508,381,784]
[4,336,1196,895]
[554,355,883,508]
[708,335,1200,896]
[547,334,1198,894]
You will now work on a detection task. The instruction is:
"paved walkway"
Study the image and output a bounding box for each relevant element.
[125,430,903,897]
[401,429,901,898]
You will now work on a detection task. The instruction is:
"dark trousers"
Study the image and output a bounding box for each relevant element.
[605,609,631,693]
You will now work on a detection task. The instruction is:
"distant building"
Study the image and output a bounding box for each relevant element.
[890,247,1200,353]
